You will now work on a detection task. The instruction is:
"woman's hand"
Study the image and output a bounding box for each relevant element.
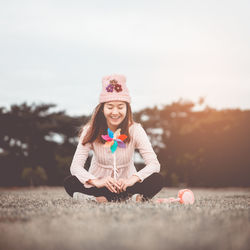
[117,175,140,192]
[88,177,120,193]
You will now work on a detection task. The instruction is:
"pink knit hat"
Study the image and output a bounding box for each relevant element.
[99,74,131,103]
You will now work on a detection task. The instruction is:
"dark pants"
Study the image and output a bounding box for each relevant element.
[63,173,164,202]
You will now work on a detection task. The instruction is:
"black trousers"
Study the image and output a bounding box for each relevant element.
[63,173,164,202]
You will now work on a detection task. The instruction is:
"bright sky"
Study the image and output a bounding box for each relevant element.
[0,0,249,116]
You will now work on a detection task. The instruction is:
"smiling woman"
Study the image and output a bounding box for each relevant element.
[63,74,164,203]
[103,101,127,132]
[80,101,133,145]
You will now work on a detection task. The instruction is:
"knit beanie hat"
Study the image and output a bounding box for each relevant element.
[99,74,131,103]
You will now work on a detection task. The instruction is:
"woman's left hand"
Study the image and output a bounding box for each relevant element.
[117,175,140,192]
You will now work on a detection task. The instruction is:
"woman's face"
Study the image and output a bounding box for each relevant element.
[103,101,127,131]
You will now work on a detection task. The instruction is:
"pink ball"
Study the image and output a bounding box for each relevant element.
[178,189,195,204]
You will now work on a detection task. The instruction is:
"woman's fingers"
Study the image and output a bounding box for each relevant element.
[106,181,117,193]
[121,183,127,191]
[117,180,122,188]
[111,180,121,190]
[118,180,126,192]
[109,178,123,192]
[120,181,124,191]
[104,178,129,193]
[103,177,116,193]
[106,184,115,193]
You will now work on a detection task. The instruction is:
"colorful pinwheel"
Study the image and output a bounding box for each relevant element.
[101,128,127,153]
[101,128,127,180]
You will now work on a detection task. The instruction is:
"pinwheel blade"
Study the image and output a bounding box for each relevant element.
[113,128,121,139]
[111,140,118,153]
[104,141,114,147]
[108,128,114,139]
[117,140,126,148]
[101,135,113,141]
[118,134,127,141]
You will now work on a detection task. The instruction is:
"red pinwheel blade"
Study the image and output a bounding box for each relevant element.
[118,134,127,141]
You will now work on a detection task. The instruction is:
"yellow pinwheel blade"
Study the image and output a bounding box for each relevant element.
[113,128,121,139]
[104,141,114,147]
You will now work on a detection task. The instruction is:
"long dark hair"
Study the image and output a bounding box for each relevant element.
[79,102,134,145]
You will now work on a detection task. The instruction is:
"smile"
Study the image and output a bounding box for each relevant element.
[110,116,121,120]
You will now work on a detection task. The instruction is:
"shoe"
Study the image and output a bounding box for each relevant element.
[73,192,96,202]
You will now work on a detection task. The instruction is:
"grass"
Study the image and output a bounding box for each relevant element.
[0,187,249,250]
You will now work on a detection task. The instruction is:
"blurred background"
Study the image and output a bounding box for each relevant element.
[0,0,249,187]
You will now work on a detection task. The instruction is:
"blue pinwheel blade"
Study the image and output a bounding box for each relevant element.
[108,128,114,139]
[111,140,118,153]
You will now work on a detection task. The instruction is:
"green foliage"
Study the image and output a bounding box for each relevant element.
[21,166,48,186]
[170,173,179,187]
[0,102,88,186]
[1,100,250,187]
[135,99,250,187]
[55,154,73,179]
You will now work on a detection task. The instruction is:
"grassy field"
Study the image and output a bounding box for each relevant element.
[0,187,249,250]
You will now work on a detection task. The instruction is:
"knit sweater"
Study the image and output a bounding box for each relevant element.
[70,122,161,188]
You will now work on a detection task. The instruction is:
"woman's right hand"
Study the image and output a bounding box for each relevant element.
[88,177,120,193]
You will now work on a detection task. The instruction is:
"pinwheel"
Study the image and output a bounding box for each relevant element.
[101,128,127,180]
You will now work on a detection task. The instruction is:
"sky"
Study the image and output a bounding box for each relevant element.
[0,0,249,116]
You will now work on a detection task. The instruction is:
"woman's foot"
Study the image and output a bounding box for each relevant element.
[136,194,144,202]
[130,194,144,202]
[96,196,108,203]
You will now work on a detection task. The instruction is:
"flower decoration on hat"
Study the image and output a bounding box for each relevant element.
[101,128,127,153]
[106,84,114,92]
[105,79,123,93]
[114,83,122,92]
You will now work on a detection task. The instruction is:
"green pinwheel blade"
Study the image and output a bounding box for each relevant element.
[110,140,118,153]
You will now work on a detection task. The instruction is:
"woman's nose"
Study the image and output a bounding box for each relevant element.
[111,108,119,114]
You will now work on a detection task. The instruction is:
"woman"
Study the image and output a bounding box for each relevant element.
[63,74,164,203]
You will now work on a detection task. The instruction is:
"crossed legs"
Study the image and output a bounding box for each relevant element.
[63,173,164,202]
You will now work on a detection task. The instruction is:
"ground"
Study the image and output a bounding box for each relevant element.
[0,187,249,250]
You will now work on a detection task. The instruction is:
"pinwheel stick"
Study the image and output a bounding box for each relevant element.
[113,152,117,180]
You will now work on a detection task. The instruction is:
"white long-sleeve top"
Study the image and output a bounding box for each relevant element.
[70,122,160,188]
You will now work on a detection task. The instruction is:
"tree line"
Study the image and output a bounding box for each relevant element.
[0,100,249,187]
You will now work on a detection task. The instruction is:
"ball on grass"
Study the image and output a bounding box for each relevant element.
[178,189,195,204]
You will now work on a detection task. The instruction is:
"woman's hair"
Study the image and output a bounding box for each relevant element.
[79,102,134,145]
